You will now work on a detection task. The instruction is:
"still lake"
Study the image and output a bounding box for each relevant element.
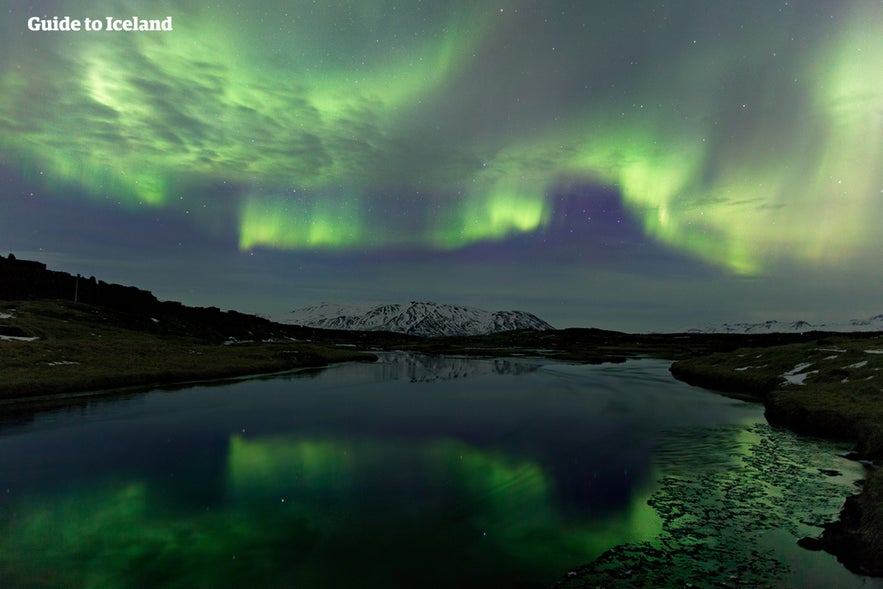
[0,355,877,588]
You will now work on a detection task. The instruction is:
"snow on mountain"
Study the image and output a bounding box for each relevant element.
[688,314,883,334]
[284,301,554,337]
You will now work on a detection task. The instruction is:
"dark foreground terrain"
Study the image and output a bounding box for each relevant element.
[0,298,379,402]
[2,255,881,581]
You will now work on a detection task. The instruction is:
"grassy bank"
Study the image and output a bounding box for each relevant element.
[670,334,883,576]
[0,299,375,401]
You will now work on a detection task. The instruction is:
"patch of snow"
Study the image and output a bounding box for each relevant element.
[865,350,883,355]
[782,362,816,385]
[819,348,847,353]
[784,371,818,385]
[822,355,840,361]
[0,312,13,319]
[46,360,79,366]
[735,366,752,371]
[846,360,869,369]
[789,362,813,373]
[150,317,159,323]
[0,335,37,342]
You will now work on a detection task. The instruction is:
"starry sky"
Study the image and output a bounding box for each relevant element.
[2,0,882,331]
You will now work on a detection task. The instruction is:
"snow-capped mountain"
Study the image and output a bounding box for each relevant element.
[284,301,554,337]
[688,314,883,334]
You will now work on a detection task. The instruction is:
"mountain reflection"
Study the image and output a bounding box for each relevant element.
[373,351,543,381]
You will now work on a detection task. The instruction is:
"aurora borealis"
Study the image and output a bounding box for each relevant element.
[2,0,882,329]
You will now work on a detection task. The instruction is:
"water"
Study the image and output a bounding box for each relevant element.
[0,355,874,588]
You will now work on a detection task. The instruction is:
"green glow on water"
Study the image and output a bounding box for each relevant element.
[0,435,661,588]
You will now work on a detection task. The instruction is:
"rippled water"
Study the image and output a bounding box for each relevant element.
[0,356,874,588]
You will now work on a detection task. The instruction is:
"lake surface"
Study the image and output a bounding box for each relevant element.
[0,355,876,588]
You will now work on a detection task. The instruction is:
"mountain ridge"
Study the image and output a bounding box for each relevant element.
[688,315,883,334]
[284,301,554,337]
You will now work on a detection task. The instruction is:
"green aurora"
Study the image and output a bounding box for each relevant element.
[2,0,881,276]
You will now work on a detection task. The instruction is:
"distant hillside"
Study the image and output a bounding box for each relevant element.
[0,253,311,343]
[689,315,883,334]
[285,301,555,337]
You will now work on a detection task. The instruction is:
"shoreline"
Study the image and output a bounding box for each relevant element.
[669,338,883,577]
[0,342,377,404]
[0,360,372,414]
[0,299,377,403]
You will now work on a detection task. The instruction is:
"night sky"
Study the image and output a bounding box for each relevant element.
[2,1,881,331]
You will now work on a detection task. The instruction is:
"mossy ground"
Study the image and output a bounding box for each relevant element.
[670,336,883,451]
[0,299,374,401]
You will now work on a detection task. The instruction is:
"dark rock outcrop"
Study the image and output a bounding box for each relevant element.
[0,254,156,312]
